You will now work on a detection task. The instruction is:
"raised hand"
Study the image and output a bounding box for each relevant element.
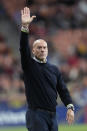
[21,7,36,27]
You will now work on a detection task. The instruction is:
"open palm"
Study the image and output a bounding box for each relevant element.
[21,7,36,25]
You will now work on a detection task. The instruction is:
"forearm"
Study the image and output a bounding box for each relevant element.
[20,25,30,53]
[20,26,31,70]
[57,71,73,106]
[58,85,73,106]
[58,83,74,111]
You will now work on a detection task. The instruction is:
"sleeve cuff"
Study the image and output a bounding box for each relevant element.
[21,26,29,33]
[67,104,75,111]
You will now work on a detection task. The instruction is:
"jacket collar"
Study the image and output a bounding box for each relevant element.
[33,57,47,63]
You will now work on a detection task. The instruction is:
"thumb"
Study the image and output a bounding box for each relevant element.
[31,15,36,20]
[30,16,36,23]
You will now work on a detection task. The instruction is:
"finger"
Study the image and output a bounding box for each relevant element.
[24,7,27,14]
[66,113,69,121]
[25,7,29,14]
[66,113,71,124]
[24,7,30,18]
[30,16,36,22]
[31,16,36,20]
[21,10,23,15]
[26,7,30,14]
[32,16,36,18]
[67,117,71,124]
[67,115,74,125]
[68,118,74,125]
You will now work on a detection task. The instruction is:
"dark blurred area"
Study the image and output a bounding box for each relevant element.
[0,0,87,124]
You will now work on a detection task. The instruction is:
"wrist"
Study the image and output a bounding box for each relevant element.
[21,26,29,33]
[22,23,29,28]
[67,104,75,111]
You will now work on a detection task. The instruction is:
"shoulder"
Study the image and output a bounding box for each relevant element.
[47,62,60,74]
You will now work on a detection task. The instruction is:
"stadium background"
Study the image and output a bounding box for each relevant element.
[0,0,87,130]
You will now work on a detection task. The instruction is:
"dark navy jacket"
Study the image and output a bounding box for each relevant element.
[20,31,73,112]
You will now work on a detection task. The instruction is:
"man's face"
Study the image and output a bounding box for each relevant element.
[32,39,48,61]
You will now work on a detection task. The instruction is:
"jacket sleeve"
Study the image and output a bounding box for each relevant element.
[56,69,73,107]
[19,31,31,71]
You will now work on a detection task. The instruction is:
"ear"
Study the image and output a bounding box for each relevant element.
[32,48,35,55]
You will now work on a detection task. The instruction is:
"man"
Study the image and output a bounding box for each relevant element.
[20,7,74,131]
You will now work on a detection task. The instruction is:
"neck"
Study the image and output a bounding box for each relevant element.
[33,56,47,63]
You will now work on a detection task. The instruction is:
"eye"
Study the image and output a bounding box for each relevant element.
[38,46,41,49]
[44,47,47,49]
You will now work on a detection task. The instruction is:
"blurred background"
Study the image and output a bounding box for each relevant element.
[0,0,87,130]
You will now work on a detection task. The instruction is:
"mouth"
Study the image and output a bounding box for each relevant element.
[41,54,46,57]
[40,53,45,55]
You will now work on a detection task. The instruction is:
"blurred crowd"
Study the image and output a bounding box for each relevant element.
[0,0,87,107]
[1,0,87,28]
[0,35,26,107]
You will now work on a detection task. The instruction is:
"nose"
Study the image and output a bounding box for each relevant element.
[41,48,44,52]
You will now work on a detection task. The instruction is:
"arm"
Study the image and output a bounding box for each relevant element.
[56,70,74,124]
[20,30,31,70]
[20,7,36,71]
[57,71,73,106]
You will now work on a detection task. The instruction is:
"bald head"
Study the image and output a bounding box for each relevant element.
[33,39,47,48]
[32,39,48,62]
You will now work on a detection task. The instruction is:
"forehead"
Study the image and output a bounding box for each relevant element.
[33,39,47,47]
